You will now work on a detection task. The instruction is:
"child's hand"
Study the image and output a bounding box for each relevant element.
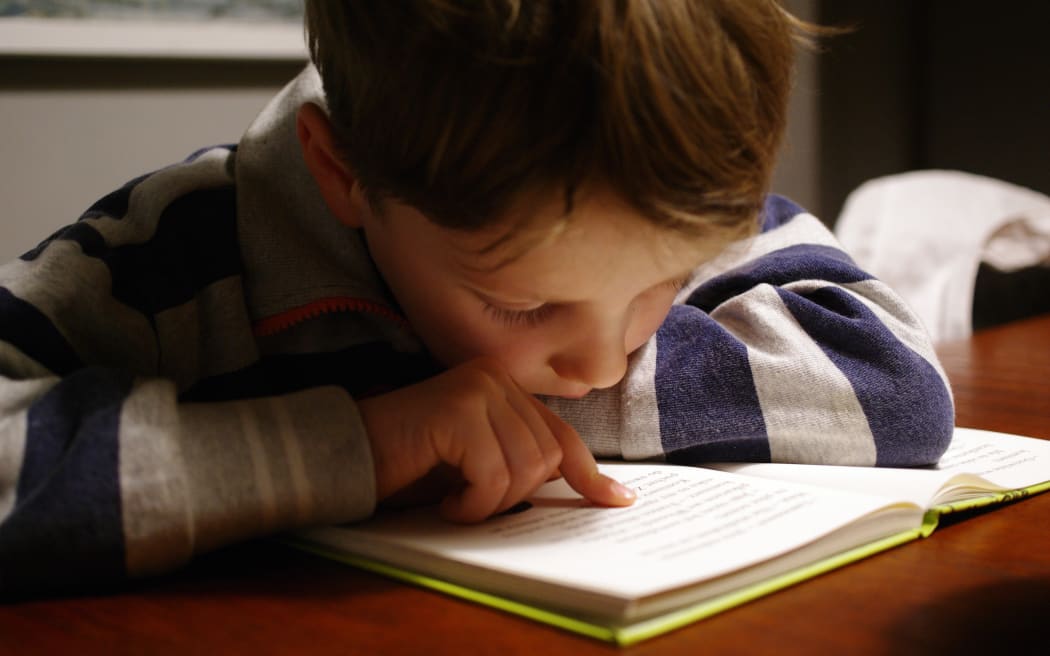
[356,357,636,523]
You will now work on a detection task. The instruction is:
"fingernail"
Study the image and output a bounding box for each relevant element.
[613,481,636,501]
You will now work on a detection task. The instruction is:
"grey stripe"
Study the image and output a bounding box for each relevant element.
[712,283,878,465]
[154,276,258,391]
[165,387,375,561]
[542,388,623,459]
[268,387,375,523]
[119,378,195,577]
[541,338,665,461]
[620,338,666,460]
[1,243,158,375]
[236,401,280,529]
[87,148,234,246]
[270,397,313,522]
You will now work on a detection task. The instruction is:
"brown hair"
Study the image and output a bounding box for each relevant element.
[304,1,810,241]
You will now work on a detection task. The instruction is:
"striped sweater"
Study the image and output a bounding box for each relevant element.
[0,67,954,596]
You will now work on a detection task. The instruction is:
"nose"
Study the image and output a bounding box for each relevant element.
[548,325,629,390]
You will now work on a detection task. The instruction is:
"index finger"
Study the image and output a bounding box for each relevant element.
[530,397,636,507]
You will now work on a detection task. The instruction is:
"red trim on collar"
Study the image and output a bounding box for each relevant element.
[252,296,409,337]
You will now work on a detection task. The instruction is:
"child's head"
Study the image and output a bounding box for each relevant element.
[298,0,808,395]
[304,0,802,239]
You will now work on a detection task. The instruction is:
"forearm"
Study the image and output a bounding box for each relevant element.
[127,382,375,574]
[654,284,953,466]
[0,370,375,596]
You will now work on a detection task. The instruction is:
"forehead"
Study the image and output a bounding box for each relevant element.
[445,189,708,299]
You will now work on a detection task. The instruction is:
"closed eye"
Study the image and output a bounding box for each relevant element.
[483,302,557,328]
[481,275,689,329]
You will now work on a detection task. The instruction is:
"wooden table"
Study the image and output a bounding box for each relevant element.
[2,315,1049,655]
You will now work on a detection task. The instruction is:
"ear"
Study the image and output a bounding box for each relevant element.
[296,102,363,228]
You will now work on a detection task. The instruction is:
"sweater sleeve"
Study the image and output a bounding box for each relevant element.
[0,148,376,598]
[546,195,954,467]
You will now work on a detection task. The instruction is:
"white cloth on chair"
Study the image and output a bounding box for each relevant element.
[835,170,1050,343]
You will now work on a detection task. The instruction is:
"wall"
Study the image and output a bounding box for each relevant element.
[817,0,1050,224]
[0,58,304,262]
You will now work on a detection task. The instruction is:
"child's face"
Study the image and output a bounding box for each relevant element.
[354,186,708,398]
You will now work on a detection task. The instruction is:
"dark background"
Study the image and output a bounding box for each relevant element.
[816,0,1050,225]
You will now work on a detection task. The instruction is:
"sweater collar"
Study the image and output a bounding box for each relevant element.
[234,65,405,335]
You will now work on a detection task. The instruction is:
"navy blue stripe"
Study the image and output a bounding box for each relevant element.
[16,185,241,319]
[20,220,109,263]
[776,286,954,465]
[20,173,148,262]
[759,194,806,233]
[79,173,153,222]
[20,145,236,263]
[0,287,84,375]
[182,341,441,403]
[686,243,869,313]
[0,368,132,595]
[655,305,770,463]
[102,185,242,315]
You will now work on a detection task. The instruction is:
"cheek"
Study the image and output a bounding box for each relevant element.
[417,306,497,366]
[415,300,535,370]
[626,290,677,353]
[433,312,553,384]
[464,321,549,373]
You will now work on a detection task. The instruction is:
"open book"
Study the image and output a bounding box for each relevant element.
[290,428,1050,645]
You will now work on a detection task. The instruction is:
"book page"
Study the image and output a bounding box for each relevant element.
[934,428,1050,483]
[706,428,1050,507]
[306,463,916,601]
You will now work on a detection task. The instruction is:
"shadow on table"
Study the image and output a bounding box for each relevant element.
[886,577,1050,654]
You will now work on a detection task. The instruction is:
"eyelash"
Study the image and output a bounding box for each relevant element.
[670,276,690,292]
[483,303,557,328]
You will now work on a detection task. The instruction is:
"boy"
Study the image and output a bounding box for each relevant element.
[0,1,953,596]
